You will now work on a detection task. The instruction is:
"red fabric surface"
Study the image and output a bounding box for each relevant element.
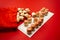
[0,8,18,27]
[0,0,60,40]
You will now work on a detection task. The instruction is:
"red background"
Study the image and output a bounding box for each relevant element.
[0,0,60,40]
